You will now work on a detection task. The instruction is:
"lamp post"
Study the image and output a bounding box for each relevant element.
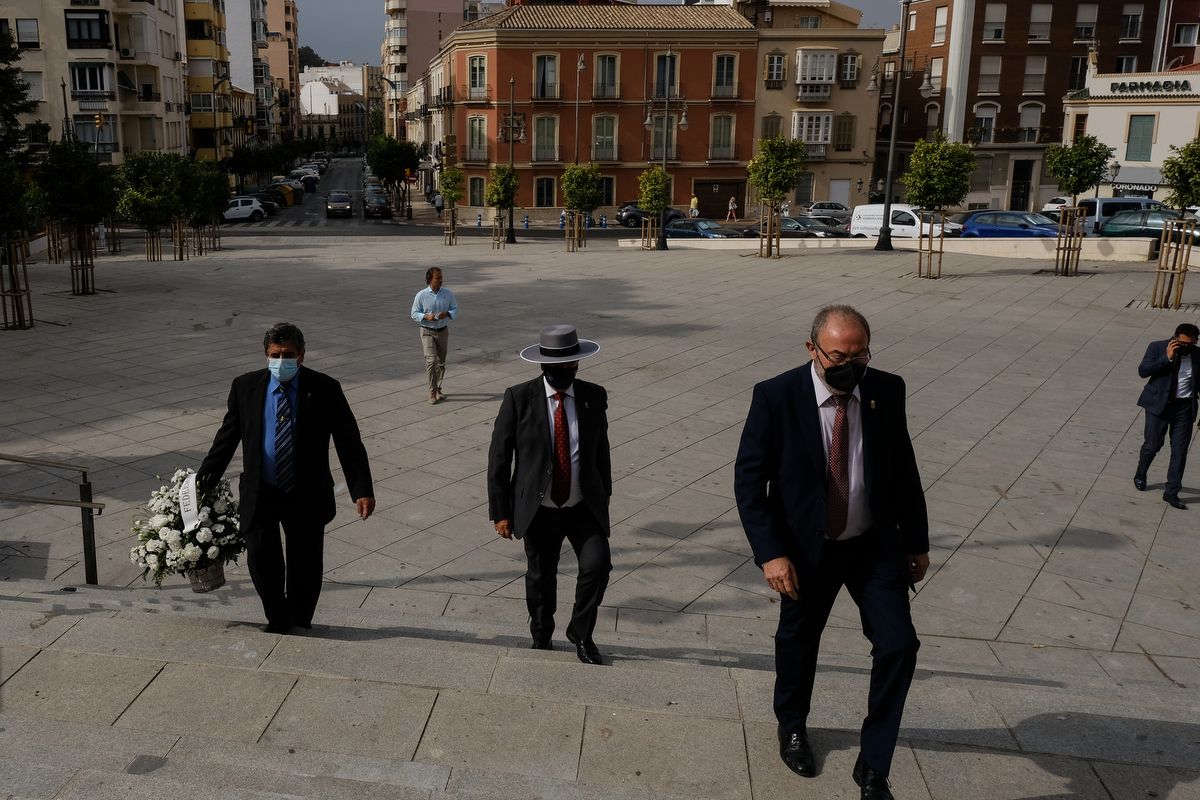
[1099,160,1121,201]
[502,75,524,244]
[574,53,586,164]
[644,47,687,251]
[871,0,912,252]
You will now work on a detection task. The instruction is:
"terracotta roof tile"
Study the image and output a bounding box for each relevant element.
[459,4,756,32]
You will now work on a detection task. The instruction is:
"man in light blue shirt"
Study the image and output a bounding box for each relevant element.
[410,266,458,403]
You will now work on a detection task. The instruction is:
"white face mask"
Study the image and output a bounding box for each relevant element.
[268,357,298,382]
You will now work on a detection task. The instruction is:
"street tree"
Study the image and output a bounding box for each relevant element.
[1044,134,1115,205]
[901,135,975,277]
[0,29,39,159]
[297,46,326,70]
[746,137,806,257]
[485,163,519,236]
[560,163,602,246]
[366,135,419,212]
[183,160,230,252]
[1159,136,1200,212]
[368,107,384,138]
[40,139,119,270]
[118,151,187,260]
[637,165,671,250]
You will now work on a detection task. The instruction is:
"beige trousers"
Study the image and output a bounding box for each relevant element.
[420,327,448,395]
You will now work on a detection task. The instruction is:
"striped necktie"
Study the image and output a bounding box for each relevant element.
[826,394,849,538]
[275,386,295,493]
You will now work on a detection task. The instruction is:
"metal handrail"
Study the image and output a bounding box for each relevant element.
[0,451,103,584]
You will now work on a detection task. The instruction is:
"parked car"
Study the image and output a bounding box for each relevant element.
[252,189,287,208]
[1041,197,1070,211]
[363,193,392,219]
[1100,209,1197,254]
[959,210,1059,237]
[850,204,943,238]
[803,201,852,223]
[325,191,354,218]
[742,215,847,238]
[616,202,685,228]
[302,161,326,175]
[246,197,278,216]
[223,197,266,222]
[1078,197,1165,235]
[664,219,742,239]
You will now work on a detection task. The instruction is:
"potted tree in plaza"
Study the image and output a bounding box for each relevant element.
[901,135,974,278]
[560,163,602,250]
[184,161,230,255]
[439,164,464,245]
[118,151,186,262]
[747,137,807,258]
[0,161,42,329]
[1044,134,1115,275]
[485,163,519,245]
[638,165,671,250]
[39,139,119,291]
[1159,136,1200,213]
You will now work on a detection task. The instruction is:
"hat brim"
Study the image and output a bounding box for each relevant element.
[518,339,601,364]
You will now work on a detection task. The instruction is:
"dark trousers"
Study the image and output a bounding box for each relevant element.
[244,483,326,629]
[774,533,919,777]
[522,504,611,643]
[1137,399,1196,498]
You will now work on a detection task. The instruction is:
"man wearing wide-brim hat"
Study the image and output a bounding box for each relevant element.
[487,324,613,665]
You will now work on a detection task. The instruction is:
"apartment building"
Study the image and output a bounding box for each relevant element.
[299,78,368,149]
[184,0,233,162]
[413,4,758,219]
[301,61,383,123]
[734,0,884,208]
[883,0,1164,210]
[226,0,275,141]
[1,0,189,162]
[264,0,298,138]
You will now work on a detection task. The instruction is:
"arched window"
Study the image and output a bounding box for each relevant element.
[1018,102,1043,142]
[879,103,893,136]
[924,103,940,139]
[972,102,999,143]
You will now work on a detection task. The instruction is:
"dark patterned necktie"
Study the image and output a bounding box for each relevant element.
[275,386,295,493]
[552,391,570,506]
[827,394,849,538]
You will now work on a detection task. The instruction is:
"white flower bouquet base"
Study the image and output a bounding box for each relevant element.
[131,468,244,590]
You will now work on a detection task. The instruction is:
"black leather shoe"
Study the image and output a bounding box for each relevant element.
[1165,494,1188,510]
[530,639,553,650]
[1134,475,1147,491]
[264,622,292,634]
[565,628,603,665]
[853,754,894,800]
[777,727,815,777]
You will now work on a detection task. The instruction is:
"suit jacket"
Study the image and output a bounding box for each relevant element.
[734,363,928,573]
[198,365,373,528]
[487,377,612,538]
[1137,339,1200,417]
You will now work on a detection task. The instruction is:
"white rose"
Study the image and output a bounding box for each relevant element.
[212,524,225,534]
[214,499,228,514]
[183,543,202,563]
[207,546,220,560]
[196,528,213,544]
[146,554,159,567]
[148,515,169,529]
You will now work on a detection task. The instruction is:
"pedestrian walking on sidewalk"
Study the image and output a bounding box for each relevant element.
[434,192,445,219]
[1134,322,1199,509]
[726,195,738,221]
[411,266,458,404]
[488,324,613,666]
[734,305,928,800]
[199,323,375,635]
[690,194,700,218]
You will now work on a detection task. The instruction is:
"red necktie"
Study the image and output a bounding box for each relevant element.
[552,391,571,506]
[827,394,849,538]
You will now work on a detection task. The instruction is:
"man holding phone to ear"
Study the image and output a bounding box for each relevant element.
[1135,323,1199,510]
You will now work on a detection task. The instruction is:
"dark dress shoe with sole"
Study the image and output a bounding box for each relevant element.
[565,629,603,665]
[1165,495,1187,510]
[1134,476,1147,491]
[853,754,894,800]
[530,639,553,650]
[264,622,293,634]
[777,727,815,777]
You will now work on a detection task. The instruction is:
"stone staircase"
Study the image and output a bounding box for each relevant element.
[2,575,1199,800]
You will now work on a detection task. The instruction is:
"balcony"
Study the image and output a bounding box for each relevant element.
[648,145,678,161]
[532,82,560,101]
[711,83,738,100]
[880,78,895,96]
[462,145,488,163]
[386,0,404,12]
[764,78,784,90]
[652,84,680,100]
[72,89,117,101]
[68,37,112,50]
[593,82,621,100]
[462,84,490,102]
[532,144,559,162]
[801,143,827,160]
[796,84,831,101]
[708,144,735,161]
[591,144,618,161]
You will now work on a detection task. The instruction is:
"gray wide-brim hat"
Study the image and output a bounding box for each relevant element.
[519,324,601,364]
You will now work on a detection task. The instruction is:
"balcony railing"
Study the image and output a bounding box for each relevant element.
[653,84,681,99]
[880,78,895,95]
[463,145,488,162]
[796,84,831,101]
[712,83,738,99]
[708,144,735,160]
[463,84,489,101]
[532,144,559,162]
[593,82,620,100]
[138,90,162,101]
[72,90,116,101]
[764,78,784,90]
[649,145,678,161]
[802,143,827,159]
[532,82,560,100]
[592,144,618,161]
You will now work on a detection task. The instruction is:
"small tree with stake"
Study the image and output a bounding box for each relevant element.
[39,139,118,290]
[637,166,670,250]
[901,135,974,278]
[1044,134,1114,275]
[560,163,602,250]
[439,165,464,245]
[118,151,186,262]
[747,137,806,258]
[485,164,519,243]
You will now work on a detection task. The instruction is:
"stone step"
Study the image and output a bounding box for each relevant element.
[53,768,315,800]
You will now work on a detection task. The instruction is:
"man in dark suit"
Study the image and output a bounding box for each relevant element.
[199,322,375,633]
[488,324,612,665]
[734,306,929,800]
[1135,322,1199,509]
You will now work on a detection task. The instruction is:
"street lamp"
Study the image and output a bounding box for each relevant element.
[502,75,525,244]
[871,0,913,252]
[574,53,586,164]
[643,47,687,251]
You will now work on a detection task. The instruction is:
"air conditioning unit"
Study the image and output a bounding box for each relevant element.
[120,48,133,58]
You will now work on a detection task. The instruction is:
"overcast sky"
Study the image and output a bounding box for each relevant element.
[294,0,902,66]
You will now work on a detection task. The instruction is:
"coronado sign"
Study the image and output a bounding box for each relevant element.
[1109,79,1192,94]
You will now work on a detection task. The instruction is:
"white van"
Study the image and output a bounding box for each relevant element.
[1077,197,1165,235]
[850,204,943,238]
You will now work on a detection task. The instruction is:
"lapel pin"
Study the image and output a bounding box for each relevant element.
[870,400,876,410]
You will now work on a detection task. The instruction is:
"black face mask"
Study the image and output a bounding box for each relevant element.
[822,361,867,394]
[543,366,578,391]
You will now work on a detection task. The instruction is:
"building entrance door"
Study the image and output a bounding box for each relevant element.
[1009,160,1034,211]
[829,179,850,208]
[698,180,745,219]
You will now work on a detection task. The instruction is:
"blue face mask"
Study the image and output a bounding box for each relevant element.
[268,357,299,383]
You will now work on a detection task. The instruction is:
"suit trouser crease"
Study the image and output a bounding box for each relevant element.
[773,536,919,777]
[420,328,448,395]
[245,484,325,628]
[1137,399,1196,497]
[522,505,611,641]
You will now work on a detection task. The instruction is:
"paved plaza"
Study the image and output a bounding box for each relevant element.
[1,235,1199,799]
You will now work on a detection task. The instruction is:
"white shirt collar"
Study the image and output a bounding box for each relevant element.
[543,377,576,398]
[811,362,861,406]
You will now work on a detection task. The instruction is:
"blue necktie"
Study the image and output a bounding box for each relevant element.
[275,386,295,493]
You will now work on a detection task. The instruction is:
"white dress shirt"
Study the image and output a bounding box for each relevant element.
[542,377,582,508]
[1177,352,1195,398]
[811,367,872,540]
